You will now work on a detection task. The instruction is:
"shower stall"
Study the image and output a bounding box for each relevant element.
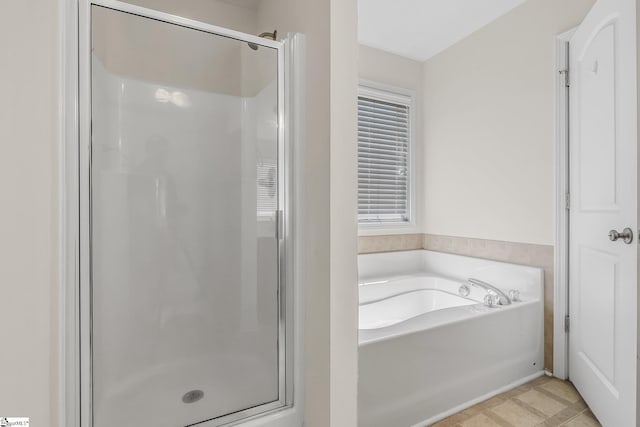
[70,1,301,426]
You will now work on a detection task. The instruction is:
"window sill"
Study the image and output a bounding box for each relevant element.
[358,223,420,236]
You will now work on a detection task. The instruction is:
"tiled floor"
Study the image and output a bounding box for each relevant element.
[432,375,601,427]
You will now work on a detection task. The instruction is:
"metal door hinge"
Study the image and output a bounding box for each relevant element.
[564,315,570,333]
[559,69,570,87]
[565,193,570,211]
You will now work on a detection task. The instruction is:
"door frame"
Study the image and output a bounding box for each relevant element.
[59,1,306,426]
[553,27,576,380]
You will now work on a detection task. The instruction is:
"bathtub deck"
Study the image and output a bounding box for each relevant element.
[431,375,600,427]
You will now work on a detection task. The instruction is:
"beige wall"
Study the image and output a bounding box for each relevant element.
[255,2,332,424]
[358,45,424,235]
[92,5,247,96]
[422,0,595,246]
[125,0,259,33]
[0,0,60,424]
[257,1,359,423]
[103,0,274,96]
[359,45,424,94]
[330,0,359,424]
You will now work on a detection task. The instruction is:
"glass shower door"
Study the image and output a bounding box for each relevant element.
[87,4,283,427]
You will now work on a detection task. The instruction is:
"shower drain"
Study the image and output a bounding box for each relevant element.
[182,389,204,404]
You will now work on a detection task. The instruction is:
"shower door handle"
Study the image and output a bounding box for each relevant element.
[276,210,284,241]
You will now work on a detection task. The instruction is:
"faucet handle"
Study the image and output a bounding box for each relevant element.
[458,284,471,297]
[484,294,499,307]
[508,289,520,302]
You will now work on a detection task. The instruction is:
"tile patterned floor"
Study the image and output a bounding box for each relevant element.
[431,375,601,427]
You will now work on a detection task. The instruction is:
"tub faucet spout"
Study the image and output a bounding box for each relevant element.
[468,278,512,306]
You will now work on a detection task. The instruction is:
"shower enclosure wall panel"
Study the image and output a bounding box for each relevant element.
[83,3,287,427]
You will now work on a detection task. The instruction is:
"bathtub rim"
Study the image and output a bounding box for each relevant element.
[358,249,545,285]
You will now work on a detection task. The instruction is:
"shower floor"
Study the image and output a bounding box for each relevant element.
[93,355,279,427]
[432,375,600,427]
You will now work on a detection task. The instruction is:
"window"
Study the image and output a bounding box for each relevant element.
[358,83,413,226]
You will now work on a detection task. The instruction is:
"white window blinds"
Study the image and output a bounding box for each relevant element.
[358,89,411,224]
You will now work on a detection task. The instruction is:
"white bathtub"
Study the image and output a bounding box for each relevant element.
[358,250,544,427]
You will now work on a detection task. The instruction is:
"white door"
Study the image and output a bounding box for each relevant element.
[569,0,637,425]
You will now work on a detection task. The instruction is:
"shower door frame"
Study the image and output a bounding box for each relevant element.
[66,1,299,426]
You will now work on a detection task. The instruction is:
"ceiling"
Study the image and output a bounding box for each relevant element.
[358,0,528,62]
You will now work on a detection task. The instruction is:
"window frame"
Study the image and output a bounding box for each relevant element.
[357,80,417,234]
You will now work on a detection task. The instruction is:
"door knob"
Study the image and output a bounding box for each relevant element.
[608,228,634,244]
